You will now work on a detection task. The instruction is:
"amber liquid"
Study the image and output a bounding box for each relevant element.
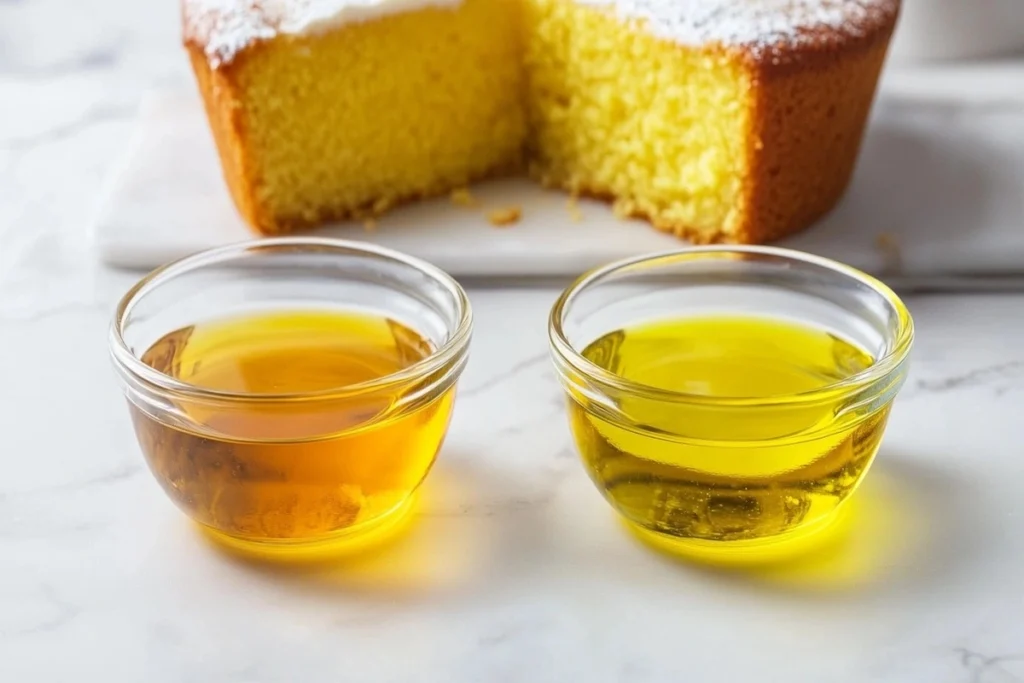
[131,310,453,546]
[569,316,890,547]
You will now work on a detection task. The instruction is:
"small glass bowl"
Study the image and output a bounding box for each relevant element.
[110,238,472,556]
[548,246,914,561]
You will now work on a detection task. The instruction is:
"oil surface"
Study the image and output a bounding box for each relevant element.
[569,316,889,545]
[131,310,452,546]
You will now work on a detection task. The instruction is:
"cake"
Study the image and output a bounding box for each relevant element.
[183,0,900,243]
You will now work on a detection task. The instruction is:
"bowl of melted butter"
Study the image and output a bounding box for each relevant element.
[548,246,914,562]
[110,238,471,557]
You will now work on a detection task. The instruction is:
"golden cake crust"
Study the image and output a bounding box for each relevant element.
[738,16,896,243]
[186,45,268,230]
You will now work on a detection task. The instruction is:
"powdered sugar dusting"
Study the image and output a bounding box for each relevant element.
[183,0,282,67]
[184,0,899,68]
[596,0,900,55]
[183,0,461,68]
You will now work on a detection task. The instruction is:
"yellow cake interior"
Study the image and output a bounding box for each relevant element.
[524,0,751,240]
[232,0,526,228]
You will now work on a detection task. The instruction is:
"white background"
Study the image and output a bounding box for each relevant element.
[3,2,1024,681]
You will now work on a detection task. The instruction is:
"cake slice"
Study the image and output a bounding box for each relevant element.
[523,0,899,243]
[184,0,527,233]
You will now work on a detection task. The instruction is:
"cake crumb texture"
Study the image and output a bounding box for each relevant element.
[566,195,583,222]
[189,0,525,233]
[450,187,477,208]
[487,207,523,227]
[525,0,751,241]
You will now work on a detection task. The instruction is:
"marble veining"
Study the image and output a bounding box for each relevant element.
[0,104,136,153]
[4,1,1024,681]
[911,360,1024,396]
[457,350,552,398]
[955,648,1024,683]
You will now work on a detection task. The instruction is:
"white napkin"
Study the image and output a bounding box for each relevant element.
[93,67,1024,282]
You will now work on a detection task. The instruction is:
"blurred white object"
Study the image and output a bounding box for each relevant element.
[891,0,1024,64]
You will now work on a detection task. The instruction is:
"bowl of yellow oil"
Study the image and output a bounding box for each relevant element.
[110,238,471,557]
[548,246,914,562]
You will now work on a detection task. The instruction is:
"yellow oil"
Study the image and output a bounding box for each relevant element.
[131,310,453,553]
[568,316,890,553]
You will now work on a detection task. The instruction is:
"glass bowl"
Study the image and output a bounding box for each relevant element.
[110,238,472,556]
[548,246,914,561]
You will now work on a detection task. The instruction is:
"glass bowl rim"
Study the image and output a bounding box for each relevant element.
[109,237,473,402]
[548,245,915,407]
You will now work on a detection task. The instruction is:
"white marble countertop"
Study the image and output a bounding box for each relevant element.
[3,2,1024,681]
